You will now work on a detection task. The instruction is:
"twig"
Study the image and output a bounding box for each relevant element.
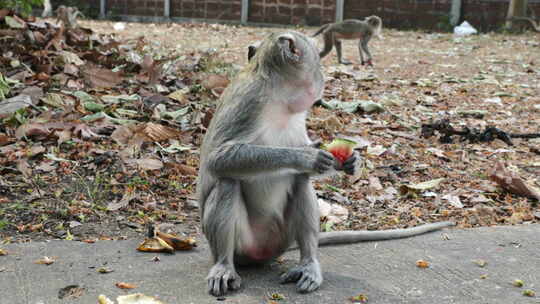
[421,119,540,146]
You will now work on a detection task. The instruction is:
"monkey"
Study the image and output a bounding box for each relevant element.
[42,0,53,17]
[55,5,84,29]
[198,31,454,297]
[313,15,382,66]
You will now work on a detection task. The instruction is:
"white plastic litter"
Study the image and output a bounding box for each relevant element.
[113,22,126,31]
[453,21,477,36]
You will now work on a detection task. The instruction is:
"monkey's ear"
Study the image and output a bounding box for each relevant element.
[248,45,257,61]
[247,41,262,62]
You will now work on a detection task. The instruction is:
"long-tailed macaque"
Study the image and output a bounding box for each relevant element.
[313,15,382,66]
[55,5,84,29]
[198,31,454,297]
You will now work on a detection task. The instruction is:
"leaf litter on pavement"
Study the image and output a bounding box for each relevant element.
[0,10,538,248]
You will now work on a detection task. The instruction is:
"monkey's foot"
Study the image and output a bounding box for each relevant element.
[206,263,242,296]
[280,260,323,293]
[339,60,353,65]
[362,59,373,67]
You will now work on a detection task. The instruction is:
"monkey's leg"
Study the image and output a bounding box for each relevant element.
[319,33,334,59]
[202,179,243,296]
[359,37,373,66]
[280,174,323,293]
[334,40,352,65]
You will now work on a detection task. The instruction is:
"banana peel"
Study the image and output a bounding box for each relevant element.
[137,236,174,254]
[136,225,197,253]
[156,230,197,251]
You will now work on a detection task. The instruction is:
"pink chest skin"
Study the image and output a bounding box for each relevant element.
[287,84,317,113]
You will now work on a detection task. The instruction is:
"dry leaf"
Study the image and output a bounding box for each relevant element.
[97,267,114,274]
[111,125,134,145]
[16,159,32,178]
[473,259,487,267]
[139,122,180,142]
[201,74,229,90]
[168,88,189,103]
[15,122,51,139]
[35,256,55,265]
[488,162,540,201]
[82,66,123,88]
[117,293,166,304]
[0,133,13,146]
[115,282,137,289]
[167,162,198,176]
[442,194,463,208]
[368,176,383,191]
[136,158,163,171]
[268,292,285,301]
[416,260,430,268]
[513,279,524,287]
[350,293,368,303]
[98,294,115,304]
[58,284,85,300]
[140,54,162,84]
[0,248,7,256]
[107,191,138,211]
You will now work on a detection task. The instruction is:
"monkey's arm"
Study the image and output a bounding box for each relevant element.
[207,144,334,178]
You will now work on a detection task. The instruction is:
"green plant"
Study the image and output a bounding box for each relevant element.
[0,219,10,230]
[0,0,44,16]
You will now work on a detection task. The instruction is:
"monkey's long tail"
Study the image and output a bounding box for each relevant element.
[312,24,330,37]
[318,221,455,246]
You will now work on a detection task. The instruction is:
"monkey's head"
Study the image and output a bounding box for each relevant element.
[247,32,320,76]
[366,15,383,38]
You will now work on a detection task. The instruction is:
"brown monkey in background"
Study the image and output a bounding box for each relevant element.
[198,31,454,297]
[313,15,382,66]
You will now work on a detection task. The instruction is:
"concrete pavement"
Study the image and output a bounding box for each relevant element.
[1,224,539,304]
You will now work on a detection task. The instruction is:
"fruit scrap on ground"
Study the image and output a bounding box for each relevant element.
[137,225,197,253]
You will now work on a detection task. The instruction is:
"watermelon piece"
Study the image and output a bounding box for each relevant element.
[324,138,357,164]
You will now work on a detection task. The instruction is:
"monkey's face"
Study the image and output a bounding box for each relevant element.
[250,32,320,72]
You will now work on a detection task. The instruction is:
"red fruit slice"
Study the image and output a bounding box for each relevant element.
[324,138,357,164]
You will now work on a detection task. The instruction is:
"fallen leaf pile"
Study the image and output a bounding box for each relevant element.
[0,12,538,244]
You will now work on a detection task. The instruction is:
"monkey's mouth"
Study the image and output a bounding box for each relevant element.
[279,37,302,63]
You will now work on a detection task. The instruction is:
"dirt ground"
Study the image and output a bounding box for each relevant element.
[0,19,539,244]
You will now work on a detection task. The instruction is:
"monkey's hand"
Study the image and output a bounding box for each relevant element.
[300,148,336,175]
[336,151,359,175]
